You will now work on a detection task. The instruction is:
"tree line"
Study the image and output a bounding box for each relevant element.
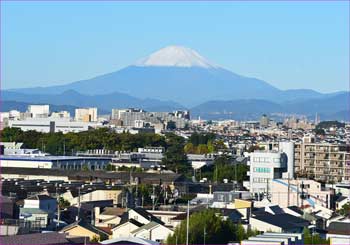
[1,128,247,180]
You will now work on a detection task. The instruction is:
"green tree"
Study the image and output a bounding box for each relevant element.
[162,133,189,173]
[189,132,216,146]
[213,139,227,151]
[247,145,264,153]
[105,164,116,171]
[82,164,89,171]
[58,197,71,209]
[207,140,215,153]
[166,209,236,244]
[184,142,195,154]
[303,227,330,245]
[314,128,325,136]
[166,121,177,130]
[338,202,350,216]
[0,128,167,156]
[197,144,209,154]
[90,235,100,243]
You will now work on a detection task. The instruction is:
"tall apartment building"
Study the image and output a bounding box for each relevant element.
[111,108,189,129]
[294,135,350,182]
[244,151,288,198]
[75,108,98,122]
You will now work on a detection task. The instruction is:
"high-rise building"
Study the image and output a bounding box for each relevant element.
[260,114,269,127]
[294,136,350,182]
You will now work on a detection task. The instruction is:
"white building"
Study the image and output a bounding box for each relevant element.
[63,189,122,206]
[244,151,288,198]
[0,155,110,170]
[75,108,97,122]
[19,194,57,228]
[28,105,50,118]
[242,232,304,245]
[8,117,100,133]
[51,111,71,119]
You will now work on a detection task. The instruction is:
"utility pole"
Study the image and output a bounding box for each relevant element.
[301,181,304,210]
[186,201,190,245]
[203,226,206,245]
[152,185,156,211]
[297,181,300,207]
[77,187,81,220]
[56,185,60,230]
[266,179,269,200]
[235,161,237,191]
[287,175,290,207]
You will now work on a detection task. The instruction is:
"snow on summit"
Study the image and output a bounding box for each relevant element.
[135,46,217,68]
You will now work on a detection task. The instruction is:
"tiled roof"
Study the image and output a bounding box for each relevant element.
[0,232,69,244]
[252,213,309,230]
[328,221,350,235]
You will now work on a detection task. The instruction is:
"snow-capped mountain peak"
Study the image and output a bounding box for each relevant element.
[135,45,218,68]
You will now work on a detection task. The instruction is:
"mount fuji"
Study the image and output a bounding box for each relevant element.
[7,46,306,105]
[5,45,349,119]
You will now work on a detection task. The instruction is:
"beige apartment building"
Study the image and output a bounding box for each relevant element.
[294,136,350,182]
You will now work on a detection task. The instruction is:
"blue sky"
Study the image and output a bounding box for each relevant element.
[1,1,349,92]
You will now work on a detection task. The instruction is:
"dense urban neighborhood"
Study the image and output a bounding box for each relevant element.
[0,104,349,245]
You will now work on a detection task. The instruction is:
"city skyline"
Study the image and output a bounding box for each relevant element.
[2,1,349,92]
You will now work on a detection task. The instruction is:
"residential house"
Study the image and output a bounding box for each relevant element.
[111,218,143,239]
[128,208,164,225]
[95,207,125,228]
[59,219,110,241]
[147,210,185,228]
[250,212,310,233]
[241,232,304,245]
[130,221,173,243]
[326,220,350,245]
[335,196,349,211]
[19,194,57,229]
[100,237,159,245]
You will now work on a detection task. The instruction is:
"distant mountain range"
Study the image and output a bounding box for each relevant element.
[191,92,349,121]
[4,46,349,121]
[2,90,184,112]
